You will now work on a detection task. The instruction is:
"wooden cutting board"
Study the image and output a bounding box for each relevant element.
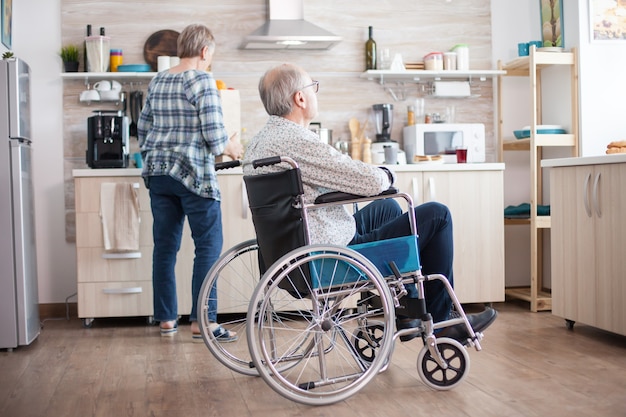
[143,29,180,71]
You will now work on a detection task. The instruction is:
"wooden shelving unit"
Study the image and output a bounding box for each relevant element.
[497,46,579,312]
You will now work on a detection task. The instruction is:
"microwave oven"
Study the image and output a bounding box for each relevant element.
[403,123,485,163]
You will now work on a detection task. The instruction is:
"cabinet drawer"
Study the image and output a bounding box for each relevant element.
[77,281,153,318]
[75,212,152,248]
[76,247,153,283]
[75,177,150,213]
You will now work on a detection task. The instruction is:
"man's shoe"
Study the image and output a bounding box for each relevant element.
[396,318,422,342]
[438,307,497,343]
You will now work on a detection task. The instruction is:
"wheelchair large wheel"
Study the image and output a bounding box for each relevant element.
[197,239,260,376]
[416,337,469,390]
[247,245,395,406]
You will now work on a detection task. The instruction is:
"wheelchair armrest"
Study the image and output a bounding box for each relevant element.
[314,187,399,204]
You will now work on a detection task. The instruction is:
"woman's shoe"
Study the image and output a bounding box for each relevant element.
[212,325,238,343]
[159,320,178,337]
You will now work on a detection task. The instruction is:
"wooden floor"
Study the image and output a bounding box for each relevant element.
[1,300,625,417]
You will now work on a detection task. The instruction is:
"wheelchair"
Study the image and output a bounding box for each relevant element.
[197,156,485,406]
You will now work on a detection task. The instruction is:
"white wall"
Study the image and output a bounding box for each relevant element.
[5,0,76,304]
[577,0,626,156]
[491,0,541,287]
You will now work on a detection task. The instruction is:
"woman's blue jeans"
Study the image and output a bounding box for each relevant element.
[350,199,453,322]
[148,175,223,323]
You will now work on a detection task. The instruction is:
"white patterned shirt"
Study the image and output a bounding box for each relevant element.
[243,116,391,245]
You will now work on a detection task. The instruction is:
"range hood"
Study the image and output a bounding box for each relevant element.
[241,0,341,50]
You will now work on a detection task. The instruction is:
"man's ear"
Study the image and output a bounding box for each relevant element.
[293,90,306,108]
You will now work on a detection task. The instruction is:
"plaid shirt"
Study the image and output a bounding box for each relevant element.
[138,70,228,199]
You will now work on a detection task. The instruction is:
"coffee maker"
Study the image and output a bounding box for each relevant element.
[86,111,130,168]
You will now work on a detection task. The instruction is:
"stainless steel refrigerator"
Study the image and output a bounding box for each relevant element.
[0,58,40,350]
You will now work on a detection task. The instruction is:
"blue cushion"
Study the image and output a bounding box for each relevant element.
[311,235,420,289]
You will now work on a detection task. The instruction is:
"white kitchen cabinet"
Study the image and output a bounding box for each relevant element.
[73,170,255,325]
[394,167,505,303]
[74,174,154,326]
[548,159,626,336]
[73,165,503,324]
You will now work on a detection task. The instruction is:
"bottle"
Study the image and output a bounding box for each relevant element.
[407,105,416,126]
[365,26,376,70]
[83,24,91,72]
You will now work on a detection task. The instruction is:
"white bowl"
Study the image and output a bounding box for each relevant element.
[79,90,100,102]
[99,90,120,101]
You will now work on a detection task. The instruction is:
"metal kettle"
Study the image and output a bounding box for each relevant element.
[309,122,332,145]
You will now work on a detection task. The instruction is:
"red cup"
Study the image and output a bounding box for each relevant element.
[456,148,467,163]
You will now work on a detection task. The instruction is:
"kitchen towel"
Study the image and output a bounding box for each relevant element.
[100,182,141,252]
[504,203,550,218]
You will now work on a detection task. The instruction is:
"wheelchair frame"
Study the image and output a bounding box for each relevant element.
[197,156,484,405]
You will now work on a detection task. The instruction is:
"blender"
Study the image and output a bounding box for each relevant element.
[371,103,406,164]
[373,103,393,142]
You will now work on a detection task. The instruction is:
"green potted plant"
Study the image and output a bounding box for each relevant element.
[2,51,15,60]
[60,45,80,72]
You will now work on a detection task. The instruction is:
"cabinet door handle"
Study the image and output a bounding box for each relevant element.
[103,287,142,294]
[411,177,420,203]
[583,172,592,217]
[241,180,248,219]
[427,177,436,201]
[592,172,602,218]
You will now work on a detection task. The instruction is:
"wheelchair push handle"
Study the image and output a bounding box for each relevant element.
[252,156,299,170]
[215,160,242,171]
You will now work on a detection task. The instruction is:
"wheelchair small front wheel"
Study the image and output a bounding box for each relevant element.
[416,337,469,390]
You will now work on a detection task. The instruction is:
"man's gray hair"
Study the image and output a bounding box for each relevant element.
[259,64,307,117]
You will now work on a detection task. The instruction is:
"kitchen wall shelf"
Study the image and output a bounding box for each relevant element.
[361,69,505,84]
[497,46,579,312]
[61,72,158,80]
[362,69,505,101]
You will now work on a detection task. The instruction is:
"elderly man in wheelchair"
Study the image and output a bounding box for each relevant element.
[245,63,496,337]
[196,63,497,405]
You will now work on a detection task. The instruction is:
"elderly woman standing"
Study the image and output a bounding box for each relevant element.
[138,23,243,341]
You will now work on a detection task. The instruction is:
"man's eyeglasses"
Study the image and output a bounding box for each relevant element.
[300,80,319,94]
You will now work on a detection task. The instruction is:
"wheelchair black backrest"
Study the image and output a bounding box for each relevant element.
[243,167,312,295]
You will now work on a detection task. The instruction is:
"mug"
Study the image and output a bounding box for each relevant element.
[79,89,100,102]
[517,42,529,57]
[157,56,170,72]
[110,80,122,91]
[383,145,398,165]
[93,80,111,91]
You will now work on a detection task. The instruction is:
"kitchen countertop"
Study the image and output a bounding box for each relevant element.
[73,163,505,178]
[541,154,626,168]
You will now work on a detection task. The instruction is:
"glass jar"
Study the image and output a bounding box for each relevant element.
[110,49,123,72]
[424,52,443,71]
[452,44,469,70]
[443,52,457,70]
